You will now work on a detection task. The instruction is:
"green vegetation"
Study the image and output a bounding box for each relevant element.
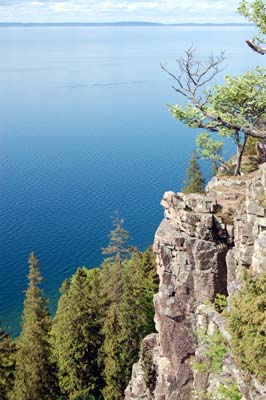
[213,293,227,313]
[182,151,205,194]
[11,252,59,400]
[141,340,157,396]
[191,329,227,374]
[238,0,266,53]
[228,274,266,383]
[192,325,242,400]
[191,254,266,397]
[7,218,158,400]
[100,216,133,400]
[5,3,266,400]
[240,135,266,172]
[50,268,103,400]
[163,0,266,176]
[238,0,266,33]
[195,379,242,400]
[0,323,16,400]
[196,133,224,176]
[168,65,266,176]
[218,380,242,400]
[100,218,157,399]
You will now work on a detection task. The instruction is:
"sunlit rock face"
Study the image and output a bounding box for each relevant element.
[125,164,266,400]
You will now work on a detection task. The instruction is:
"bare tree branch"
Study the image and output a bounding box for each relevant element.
[246,39,266,55]
[162,47,266,140]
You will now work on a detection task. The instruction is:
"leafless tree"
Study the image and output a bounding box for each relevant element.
[162,47,266,175]
[162,47,266,141]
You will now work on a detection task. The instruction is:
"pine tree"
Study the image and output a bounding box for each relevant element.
[102,213,130,268]
[101,213,130,304]
[0,323,16,400]
[101,248,158,400]
[182,151,205,194]
[101,302,124,400]
[100,216,131,399]
[141,246,159,288]
[11,252,59,400]
[51,267,103,400]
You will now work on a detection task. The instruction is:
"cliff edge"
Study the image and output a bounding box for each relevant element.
[125,164,266,400]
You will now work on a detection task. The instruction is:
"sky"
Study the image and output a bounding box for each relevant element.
[0,0,245,23]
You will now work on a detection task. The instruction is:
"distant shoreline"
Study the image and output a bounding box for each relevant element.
[0,22,253,28]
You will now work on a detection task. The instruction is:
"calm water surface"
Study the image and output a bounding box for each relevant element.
[0,26,261,335]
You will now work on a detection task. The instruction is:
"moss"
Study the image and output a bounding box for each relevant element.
[212,293,227,313]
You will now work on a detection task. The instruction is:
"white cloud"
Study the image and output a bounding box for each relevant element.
[0,0,243,23]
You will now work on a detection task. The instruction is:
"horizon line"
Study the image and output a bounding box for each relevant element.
[0,21,252,27]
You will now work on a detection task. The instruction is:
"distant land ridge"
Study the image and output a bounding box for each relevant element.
[0,21,253,27]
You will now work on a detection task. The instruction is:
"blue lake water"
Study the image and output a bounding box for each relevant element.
[0,25,261,335]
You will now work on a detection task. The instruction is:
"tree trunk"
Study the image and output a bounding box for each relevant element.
[246,39,266,55]
[234,135,248,176]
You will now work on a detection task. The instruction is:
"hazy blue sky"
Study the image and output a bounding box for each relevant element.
[0,0,244,23]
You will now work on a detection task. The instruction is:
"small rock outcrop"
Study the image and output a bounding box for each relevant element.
[125,164,266,400]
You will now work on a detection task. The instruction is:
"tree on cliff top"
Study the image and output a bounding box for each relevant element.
[238,0,266,54]
[11,252,59,400]
[182,151,205,194]
[162,1,266,176]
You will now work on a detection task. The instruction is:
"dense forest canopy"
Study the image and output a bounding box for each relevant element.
[0,219,158,400]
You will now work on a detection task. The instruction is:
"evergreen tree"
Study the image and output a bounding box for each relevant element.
[0,323,16,400]
[140,246,159,288]
[102,213,130,268]
[101,303,123,400]
[100,216,131,399]
[182,151,205,194]
[101,248,158,400]
[51,268,103,400]
[101,213,130,304]
[11,252,59,400]
[117,249,157,387]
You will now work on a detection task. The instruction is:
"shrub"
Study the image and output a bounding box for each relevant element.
[191,329,227,374]
[218,379,242,400]
[228,274,266,382]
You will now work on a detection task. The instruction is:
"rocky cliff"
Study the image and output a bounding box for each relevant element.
[125,164,266,400]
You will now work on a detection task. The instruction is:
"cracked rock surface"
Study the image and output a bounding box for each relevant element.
[125,164,266,400]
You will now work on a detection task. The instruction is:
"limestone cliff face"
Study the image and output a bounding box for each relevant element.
[125,164,266,400]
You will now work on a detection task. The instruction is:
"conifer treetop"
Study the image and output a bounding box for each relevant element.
[182,151,205,194]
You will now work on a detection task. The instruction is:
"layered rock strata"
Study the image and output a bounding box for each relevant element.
[125,164,266,400]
